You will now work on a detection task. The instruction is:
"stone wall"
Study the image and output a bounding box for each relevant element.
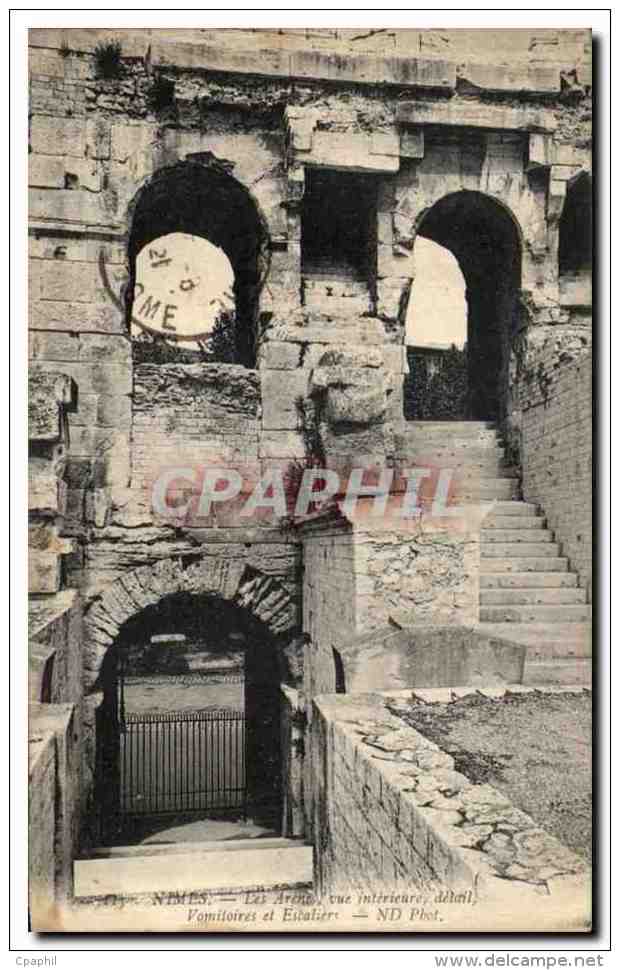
[29,731,57,927]
[280,684,306,838]
[338,625,525,695]
[354,524,478,631]
[29,592,83,707]
[131,363,260,504]
[519,351,592,600]
[311,692,590,929]
[29,704,82,904]
[28,28,593,561]
[301,524,357,698]
[300,515,479,698]
[29,27,591,68]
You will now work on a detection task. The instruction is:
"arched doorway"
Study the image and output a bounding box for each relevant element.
[84,557,301,847]
[95,593,283,845]
[404,238,468,421]
[126,160,270,366]
[408,190,522,422]
[559,172,592,277]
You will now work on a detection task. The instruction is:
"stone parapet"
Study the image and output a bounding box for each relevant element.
[312,691,590,929]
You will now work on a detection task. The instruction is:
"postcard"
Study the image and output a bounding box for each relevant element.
[26,25,593,935]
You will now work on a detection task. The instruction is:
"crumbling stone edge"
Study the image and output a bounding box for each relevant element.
[313,689,590,927]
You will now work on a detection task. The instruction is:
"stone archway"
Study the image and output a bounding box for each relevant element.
[84,555,299,692]
[82,555,301,845]
[411,190,523,422]
[126,159,271,367]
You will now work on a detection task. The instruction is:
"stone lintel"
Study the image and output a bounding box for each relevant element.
[397,100,557,134]
[457,61,560,95]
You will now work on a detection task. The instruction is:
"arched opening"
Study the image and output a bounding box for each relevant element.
[406,191,522,422]
[558,173,592,311]
[127,161,269,367]
[559,173,592,276]
[404,238,468,420]
[94,592,283,847]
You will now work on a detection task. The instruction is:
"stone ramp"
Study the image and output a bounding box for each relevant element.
[74,838,313,899]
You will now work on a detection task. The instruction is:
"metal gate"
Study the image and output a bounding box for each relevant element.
[119,709,245,817]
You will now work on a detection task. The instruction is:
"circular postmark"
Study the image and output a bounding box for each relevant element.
[98,232,234,342]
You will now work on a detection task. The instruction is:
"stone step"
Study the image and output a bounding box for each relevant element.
[404,421,496,432]
[480,557,569,572]
[401,439,502,452]
[483,515,546,530]
[426,463,516,477]
[477,622,591,647]
[482,502,539,517]
[480,529,553,543]
[480,587,587,605]
[402,458,509,474]
[522,659,592,687]
[480,572,578,588]
[481,542,561,558]
[457,480,520,500]
[74,843,314,899]
[479,604,592,622]
[522,636,592,661]
[88,837,297,859]
[400,440,503,454]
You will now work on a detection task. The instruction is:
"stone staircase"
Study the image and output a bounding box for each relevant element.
[399,421,592,686]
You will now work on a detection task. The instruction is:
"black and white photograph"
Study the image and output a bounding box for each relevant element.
[15,14,607,946]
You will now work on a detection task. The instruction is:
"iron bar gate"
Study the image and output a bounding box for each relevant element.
[119,709,246,817]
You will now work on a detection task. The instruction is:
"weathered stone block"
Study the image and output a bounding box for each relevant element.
[29,369,75,442]
[28,731,56,926]
[259,431,306,459]
[30,116,86,158]
[29,189,120,229]
[376,277,411,322]
[317,347,383,369]
[85,118,111,160]
[261,369,306,431]
[63,158,101,192]
[325,385,387,428]
[78,333,131,363]
[382,345,409,376]
[29,300,124,335]
[457,62,560,95]
[29,551,62,594]
[29,48,65,79]
[259,341,303,370]
[110,123,157,162]
[400,127,425,159]
[36,261,107,304]
[312,365,380,390]
[29,460,67,517]
[527,132,553,170]
[29,155,65,189]
[370,130,400,158]
[29,330,81,362]
[397,99,557,133]
[96,394,132,429]
[305,130,400,174]
[70,392,99,428]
